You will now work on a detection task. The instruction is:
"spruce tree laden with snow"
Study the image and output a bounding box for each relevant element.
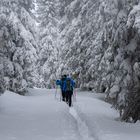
[36,0,61,88]
[0,0,38,94]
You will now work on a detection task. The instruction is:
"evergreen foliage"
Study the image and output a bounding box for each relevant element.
[0,0,38,95]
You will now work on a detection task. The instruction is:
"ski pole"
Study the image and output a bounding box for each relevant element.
[73,88,77,102]
[60,90,62,102]
[55,86,58,99]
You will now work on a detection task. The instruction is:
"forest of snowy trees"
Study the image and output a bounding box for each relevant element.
[0,0,140,122]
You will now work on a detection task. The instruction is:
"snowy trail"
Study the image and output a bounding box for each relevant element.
[69,107,94,140]
[0,89,140,140]
[0,89,80,140]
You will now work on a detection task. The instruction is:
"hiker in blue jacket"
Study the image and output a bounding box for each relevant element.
[56,75,67,102]
[56,74,75,107]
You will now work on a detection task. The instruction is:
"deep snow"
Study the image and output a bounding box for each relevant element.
[0,89,140,140]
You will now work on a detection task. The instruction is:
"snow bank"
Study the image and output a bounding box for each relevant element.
[74,92,140,140]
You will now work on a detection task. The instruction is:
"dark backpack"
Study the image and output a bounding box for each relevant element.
[61,78,66,90]
[66,79,73,91]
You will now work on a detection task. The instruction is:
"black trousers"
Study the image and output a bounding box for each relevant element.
[61,91,66,101]
[66,91,73,107]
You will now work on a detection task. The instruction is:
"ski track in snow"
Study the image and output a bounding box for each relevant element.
[69,107,95,140]
[72,105,101,140]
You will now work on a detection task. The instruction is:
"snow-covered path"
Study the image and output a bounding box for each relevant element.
[0,89,81,140]
[0,89,140,140]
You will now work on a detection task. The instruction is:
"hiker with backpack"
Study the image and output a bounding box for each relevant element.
[56,74,75,107]
[65,76,75,107]
[56,75,67,101]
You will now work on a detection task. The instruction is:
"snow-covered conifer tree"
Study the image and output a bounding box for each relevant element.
[0,0,38,94]
[36,0,60,88]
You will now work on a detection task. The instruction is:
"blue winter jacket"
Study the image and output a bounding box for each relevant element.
[56,77,75,92]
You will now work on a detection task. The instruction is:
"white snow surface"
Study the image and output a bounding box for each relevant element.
[0,89,140,140]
